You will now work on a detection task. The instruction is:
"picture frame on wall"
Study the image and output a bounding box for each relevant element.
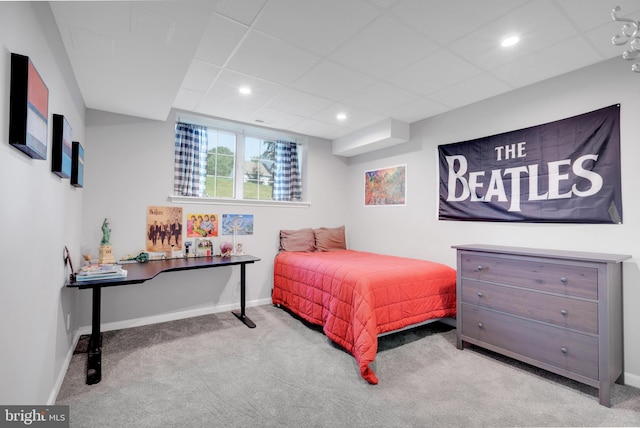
[71,141,84,188]
[8,53,49,160]
[51,114,73,178]
[364,164,407,206]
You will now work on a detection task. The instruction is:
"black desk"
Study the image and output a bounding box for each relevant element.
[66,255,260,385]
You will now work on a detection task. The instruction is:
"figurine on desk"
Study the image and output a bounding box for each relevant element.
[98,218,116,264]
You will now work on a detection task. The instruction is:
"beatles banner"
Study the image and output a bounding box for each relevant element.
[438,105,622,223]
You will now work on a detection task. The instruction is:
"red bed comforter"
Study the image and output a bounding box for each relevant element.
[272,250,456,384]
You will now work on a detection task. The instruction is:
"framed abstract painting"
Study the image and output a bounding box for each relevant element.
[52,114,73,178]
[71,141,84,187]
[9,53,49,160]
[364,165,406,206]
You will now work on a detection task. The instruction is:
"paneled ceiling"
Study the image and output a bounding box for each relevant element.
[50,0,640,140]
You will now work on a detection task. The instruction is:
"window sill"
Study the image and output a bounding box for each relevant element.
[168,195,311,208]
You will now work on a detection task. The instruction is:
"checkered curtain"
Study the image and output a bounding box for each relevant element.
[273,141,301,201]
[174,122,208,196]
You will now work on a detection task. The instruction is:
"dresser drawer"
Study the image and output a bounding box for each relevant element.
[461,304,599,380]
[460,253,598,299]
[461,279,598,334]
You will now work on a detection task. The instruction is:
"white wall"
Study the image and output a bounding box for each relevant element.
[344,57,640,387]
[0,3,85,404]
[78,108,349,329]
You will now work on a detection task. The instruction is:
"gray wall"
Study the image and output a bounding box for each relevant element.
[343,57,640,387]
[0,2,85,404]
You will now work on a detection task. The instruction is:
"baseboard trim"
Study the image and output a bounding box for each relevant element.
[51,298,272,404]
[48,330,82,405]
[76,297,272,335]
[624,371,640,389]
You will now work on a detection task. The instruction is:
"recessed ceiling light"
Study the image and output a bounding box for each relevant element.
[239,86,252,95]
[501,35,520,47]
[336,113,347,121]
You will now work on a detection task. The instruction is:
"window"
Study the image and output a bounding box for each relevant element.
[243,137,275,200]
[174,120,303,204]
[206,129,236,198]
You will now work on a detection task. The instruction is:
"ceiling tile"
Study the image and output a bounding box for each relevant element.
[555,0,640,32]
[69,26,114,61]
[385,49,482,96]
[174,88,205,111]
[195,13,248,66]
[329,15,439,79]
[252,108,306,129]
[253,0,380,56]
[292,60,376,101]
[181,60,220,92]
[265,89,333,117]
[383,97,448,123]
[207,69,283,105]
[342,82,419,114]
[587,15,640,60]
[289,118,343,139]
[490,36,607,88]
[312,103,385,131]
[447,0,578,71]
[51,2,132,35]
[197,94,261,123]
[226,30,320,85]
[390,0,528,45]
[366,0,398,9]
[215,0,267,26]
[427,74,512,109]
[131,4,176,45]
[585,25,630,62]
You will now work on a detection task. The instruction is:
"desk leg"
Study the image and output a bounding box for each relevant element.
[232,263,256,328]
[87,287,102,385]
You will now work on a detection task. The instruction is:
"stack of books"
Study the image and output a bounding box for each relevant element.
[76,264,128,282]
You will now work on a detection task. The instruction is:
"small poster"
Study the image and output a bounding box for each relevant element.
[186,213,219,238]
[222,214,254,235]
[146,206,183,251]
[364,165,406,206]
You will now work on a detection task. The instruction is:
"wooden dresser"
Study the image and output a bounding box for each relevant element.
[454,244,631,407]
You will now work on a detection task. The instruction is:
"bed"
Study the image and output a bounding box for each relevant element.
[272,226,457,384]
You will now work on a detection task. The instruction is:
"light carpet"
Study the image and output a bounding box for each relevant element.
[56,304,640,427]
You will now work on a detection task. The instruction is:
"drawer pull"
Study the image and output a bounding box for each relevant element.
[478,322,484,329]
[477,292,484,298]
[476,265,483,271]
[560,309,568,316]
[560,277,568,283]
[560,347,568,354]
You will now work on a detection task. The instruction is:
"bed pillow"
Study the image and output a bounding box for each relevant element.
[279,228,316,252]
[314,226,346,251]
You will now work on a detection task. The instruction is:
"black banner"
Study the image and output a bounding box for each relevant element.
[438,105,622,223]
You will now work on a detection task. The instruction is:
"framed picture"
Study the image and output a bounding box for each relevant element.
[146,206,183,252]
[186,213,218,238]
[51,114,72,178]
[9,53,49,160]
[364,164,406,206]
[71,141,84,187]
[221,214,254,235]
